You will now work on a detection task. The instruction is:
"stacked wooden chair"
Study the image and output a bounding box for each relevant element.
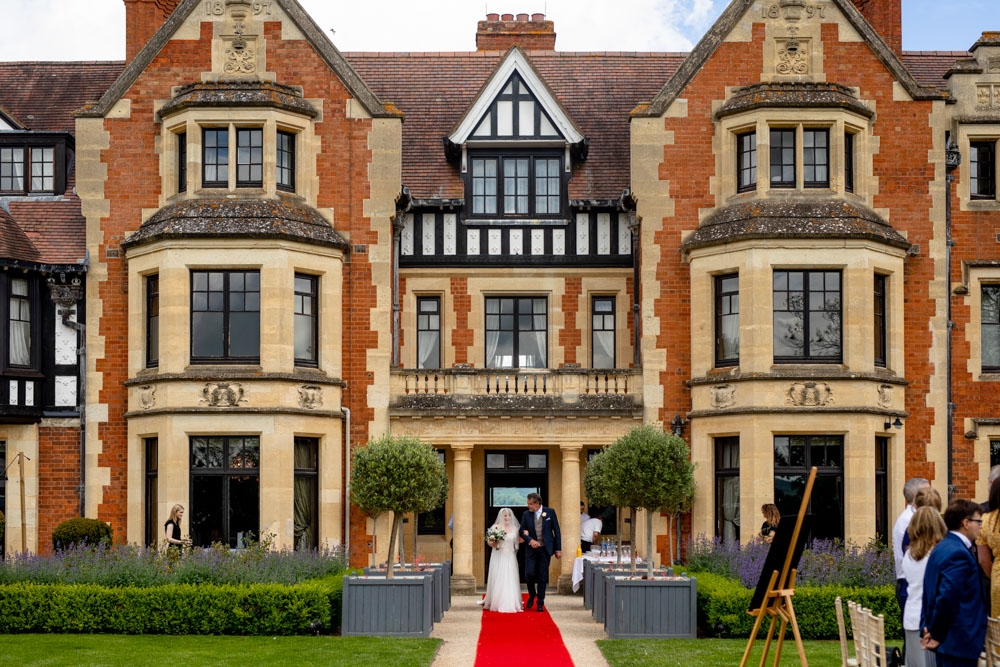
[835,597,859,667]
[985,617,1000,667]
[843,599,891,667]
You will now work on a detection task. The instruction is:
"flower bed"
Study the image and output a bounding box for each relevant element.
[0,541,353,634]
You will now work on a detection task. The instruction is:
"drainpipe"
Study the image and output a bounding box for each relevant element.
[47,272,86,517]
[619,189,640,367]
[945,134,961,498]
[391,186,412,368]
[343,406,351,556]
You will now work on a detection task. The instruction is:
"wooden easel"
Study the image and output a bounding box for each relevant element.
[739,466,817,667]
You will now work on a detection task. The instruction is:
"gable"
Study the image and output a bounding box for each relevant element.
[635,0,946,118]
[78,0,392,119]
[448,49,584,147]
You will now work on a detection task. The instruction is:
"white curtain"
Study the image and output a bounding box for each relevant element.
[485,331,500,368]
[593,331,614,368]
[418,331,439,369]
[722,314,739,359]
[722,477,740,543]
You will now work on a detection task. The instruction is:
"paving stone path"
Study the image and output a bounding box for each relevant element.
[430,593,610,666]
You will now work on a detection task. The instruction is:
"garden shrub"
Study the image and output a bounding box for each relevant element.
[691,570,899,640]
[0,576,344,635]
[51,518,113,551]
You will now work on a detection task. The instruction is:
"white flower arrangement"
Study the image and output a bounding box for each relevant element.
[485,526,506,549]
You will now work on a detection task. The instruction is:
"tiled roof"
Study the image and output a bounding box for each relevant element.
[901,51,970,91]
[8,198,86,265]
[0,62,124,133]
[0,207,41,263]
[345,50,686,203]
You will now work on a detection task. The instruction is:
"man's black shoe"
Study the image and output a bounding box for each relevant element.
[525,596,535,610]
[536,603,545,612]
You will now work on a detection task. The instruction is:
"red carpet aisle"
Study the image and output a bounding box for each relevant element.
[473,594,575,666]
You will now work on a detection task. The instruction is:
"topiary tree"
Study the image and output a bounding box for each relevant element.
[603,425,695,576]
[52,517,113,551]
[351,434,448,578]
[583,448,623,562]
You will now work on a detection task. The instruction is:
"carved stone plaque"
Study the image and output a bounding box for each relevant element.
[776,38,810,75]
[139,385,157,410]
[201,382,247,407]
[298,385,324,410]
[710,384,736,409]
[877,384,893,408]
[786,381,833,406]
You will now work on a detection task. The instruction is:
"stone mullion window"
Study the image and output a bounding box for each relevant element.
[235,128,263,187]
[146,274,159,368]
[715,274,739,367]
[591,296,615,369]
[202,128,229,188]
[773,269,842,363]
[769,128,796,188]
[983,284,1000,372]
[774,434,844,542]
[874,273,886,368]
[714,436,740,543]
[416,296,441,369]
[293,273,318,367]
[485,296,547,369]
[144,437,158,547]
[803,129,829,188]
[972,141,997,200]
[190,270,260,364]
[276,130,295,192]
[737,131,757,192]
[189,435,260,549]
[293,437,319,550]
[177,132,187,193]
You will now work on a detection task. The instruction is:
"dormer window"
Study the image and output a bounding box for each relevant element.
[0,136,68,195]
[470,151,563,218]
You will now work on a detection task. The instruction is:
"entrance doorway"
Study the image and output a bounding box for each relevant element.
[484,450,548,584]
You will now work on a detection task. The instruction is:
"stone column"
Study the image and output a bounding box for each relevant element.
[557,443,582,593]
[451,443,476,593]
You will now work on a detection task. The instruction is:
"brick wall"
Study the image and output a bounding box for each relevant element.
[37,426,81,554]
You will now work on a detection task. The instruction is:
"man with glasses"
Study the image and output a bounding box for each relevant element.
[921,499,988,667]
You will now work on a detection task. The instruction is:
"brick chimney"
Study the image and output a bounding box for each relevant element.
[124,0,179,61]
[476,13,556,51]
[851,0,901,55]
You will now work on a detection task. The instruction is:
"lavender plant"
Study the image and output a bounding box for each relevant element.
[0,539,349,587]
[686,534,894,589]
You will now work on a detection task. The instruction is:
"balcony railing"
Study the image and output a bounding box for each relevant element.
[390,367,642,414]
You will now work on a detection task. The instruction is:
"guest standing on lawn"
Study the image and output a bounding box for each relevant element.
[903,506,947,667]
[921,499,988,667]
[895,477,930,657]
[978,477,1000,617]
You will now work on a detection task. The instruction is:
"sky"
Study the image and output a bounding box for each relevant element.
[0,0,995,61]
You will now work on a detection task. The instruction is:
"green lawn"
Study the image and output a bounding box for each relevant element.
[599,638,902,667]
[0,635,442,667]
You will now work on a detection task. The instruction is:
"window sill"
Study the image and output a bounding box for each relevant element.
[968,199,1000,211]
[978,373,1000,381]
[463,217,569,227]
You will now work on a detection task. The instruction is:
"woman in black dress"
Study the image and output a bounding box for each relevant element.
[163,504,191,549]
[760,503,780,544]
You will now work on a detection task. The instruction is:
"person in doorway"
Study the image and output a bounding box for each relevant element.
[163,504,192,550]
[902,506,948,667]
[481,508,522,613]
[760,504,780,544]
[580,515,603,553]
[520,492,561,612]
[921,499,988,667]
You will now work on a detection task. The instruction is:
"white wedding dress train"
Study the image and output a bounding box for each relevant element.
[482,530,522,613]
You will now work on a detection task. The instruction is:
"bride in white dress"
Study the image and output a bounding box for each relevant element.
[482,507,522,613]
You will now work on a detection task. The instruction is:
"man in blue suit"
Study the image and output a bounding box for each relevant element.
[921,498,988,667]
[520,492,562,612]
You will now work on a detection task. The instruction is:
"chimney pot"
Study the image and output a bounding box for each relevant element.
[516,13,529,21]
[531,13,545,21]
[487,12,500,21]
[501,13,514,21]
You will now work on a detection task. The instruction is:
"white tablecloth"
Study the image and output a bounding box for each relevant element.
[571,554,640,592]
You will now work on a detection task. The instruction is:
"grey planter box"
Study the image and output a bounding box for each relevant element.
[603,575,697,639]
[341,575,434,637]
[592,567,632,623]
[364,566,445,622]
[584,561,613,610]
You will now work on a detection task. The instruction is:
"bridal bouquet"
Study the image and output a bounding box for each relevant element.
[485,526,506,549]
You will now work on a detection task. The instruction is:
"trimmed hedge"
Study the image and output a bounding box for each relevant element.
[52,518,113,551]
[692,571,899,640]
[0,574,345,635]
